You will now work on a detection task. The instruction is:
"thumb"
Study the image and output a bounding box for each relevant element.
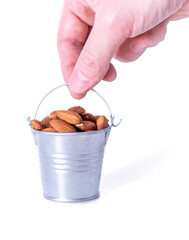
[69,20,123,98]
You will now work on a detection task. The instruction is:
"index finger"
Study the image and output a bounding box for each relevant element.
[57,0,94,83]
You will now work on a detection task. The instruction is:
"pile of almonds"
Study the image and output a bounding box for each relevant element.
[30,106,109,133]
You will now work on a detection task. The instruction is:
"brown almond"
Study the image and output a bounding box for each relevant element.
[81,113,96,123]
[96,116,109,130]
[94,115,100,122]
[41,116,51,128]
[56,110,82,125]
[49,110,61,119]
[30,119,43,130]
[42,127,58,132]
[75,121,96,131]
[68,106,85,115]
[50,119,76,133]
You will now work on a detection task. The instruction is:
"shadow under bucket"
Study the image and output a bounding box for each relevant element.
[29,84,121,203]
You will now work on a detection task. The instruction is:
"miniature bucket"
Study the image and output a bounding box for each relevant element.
[28,83,121,203]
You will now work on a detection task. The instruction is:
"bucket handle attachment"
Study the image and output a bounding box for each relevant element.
[34,83,122,127]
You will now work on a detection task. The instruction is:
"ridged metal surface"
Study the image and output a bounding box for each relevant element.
[39,152,104,171]
[31,126,111,202]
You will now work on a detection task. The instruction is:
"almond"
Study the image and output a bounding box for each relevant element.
[50,119,76,133]
[56,110,82,125]
[75,121,96,131]
[81,113,96,123]
[41,116,51,128]
[68,106,85,114]
[94,115,100,122]
[42,127,58,132]
[30,119,43,130]
[96,116,109,130]
[49,110,61,119]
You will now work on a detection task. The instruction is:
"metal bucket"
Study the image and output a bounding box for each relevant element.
[28,84,121,203]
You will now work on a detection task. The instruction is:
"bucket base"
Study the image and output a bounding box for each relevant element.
[43,192,100,203]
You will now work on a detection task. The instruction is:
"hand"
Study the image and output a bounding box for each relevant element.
[57,0,189,99]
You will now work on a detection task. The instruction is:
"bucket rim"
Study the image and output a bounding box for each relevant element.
[30,124,111,136]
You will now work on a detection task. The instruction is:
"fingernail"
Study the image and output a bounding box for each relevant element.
[69,70,92,94]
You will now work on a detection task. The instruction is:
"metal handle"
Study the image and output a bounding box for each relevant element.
[34,83,122,127]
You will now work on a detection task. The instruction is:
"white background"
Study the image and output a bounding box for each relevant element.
[0,0,189,239]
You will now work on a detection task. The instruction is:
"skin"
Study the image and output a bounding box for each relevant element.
[57,0,189,99]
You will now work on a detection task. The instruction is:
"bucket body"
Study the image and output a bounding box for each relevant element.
[31,126,111,203]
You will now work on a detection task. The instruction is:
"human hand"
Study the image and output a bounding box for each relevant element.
[57,0,189,99]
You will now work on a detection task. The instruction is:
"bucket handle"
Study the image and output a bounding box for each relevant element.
[34,83,122,127]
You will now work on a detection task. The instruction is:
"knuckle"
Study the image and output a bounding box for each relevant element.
[79,50,102,79]
[161,26,167,40]
[158,25,167,42]
[97,13,132,40]
[57,40,67,57]
[57,37,63,51]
